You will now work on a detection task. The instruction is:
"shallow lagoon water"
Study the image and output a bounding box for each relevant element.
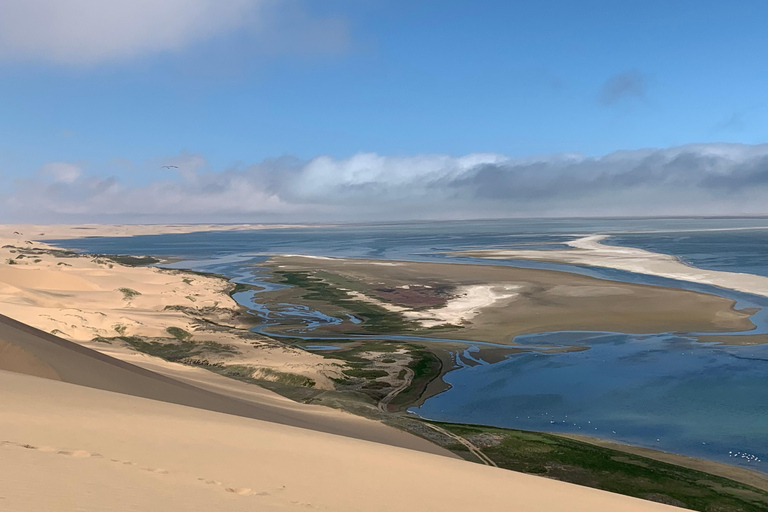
[51,218,768,472]
[411,333,768,469]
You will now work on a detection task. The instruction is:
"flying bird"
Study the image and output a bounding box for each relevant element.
[162,165,179,169]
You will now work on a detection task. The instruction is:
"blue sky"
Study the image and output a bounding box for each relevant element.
[0,0,767,221]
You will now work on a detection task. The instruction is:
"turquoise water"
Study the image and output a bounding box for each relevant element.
[50,217,768,472]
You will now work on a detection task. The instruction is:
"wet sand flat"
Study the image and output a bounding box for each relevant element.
[265,255,755,344]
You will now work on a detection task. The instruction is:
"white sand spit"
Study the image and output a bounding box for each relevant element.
[456,234,768,297]
[404,284,520,327]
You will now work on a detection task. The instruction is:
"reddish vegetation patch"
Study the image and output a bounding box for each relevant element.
[372,285,453,308]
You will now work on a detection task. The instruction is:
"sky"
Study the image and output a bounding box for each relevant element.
[0,0,767,222]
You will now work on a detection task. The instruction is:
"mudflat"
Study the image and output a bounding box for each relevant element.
[264,255,755,344]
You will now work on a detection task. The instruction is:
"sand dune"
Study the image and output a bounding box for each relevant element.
[0,313,448,455]
[0,369,681,512]
[0,235,343,389]
[0,310,683,511]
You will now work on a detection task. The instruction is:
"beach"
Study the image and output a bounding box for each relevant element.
[454,234,768,298]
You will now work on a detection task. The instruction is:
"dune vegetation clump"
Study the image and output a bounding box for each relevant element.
[165,326,193,341]
[117,288,141,301]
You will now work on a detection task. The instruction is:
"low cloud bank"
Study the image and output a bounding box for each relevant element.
[3,143,768,223]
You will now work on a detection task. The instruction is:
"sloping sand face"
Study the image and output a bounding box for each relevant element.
[0,338,60,380]
[0,313,450,456]
[0,370,681,512]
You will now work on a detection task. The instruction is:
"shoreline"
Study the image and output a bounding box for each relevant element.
[5,231,768,508]
[0,223,320,241]
[453,234,768,298]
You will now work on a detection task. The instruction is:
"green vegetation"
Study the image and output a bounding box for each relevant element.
[343,368,389,379]
[101,254,161,266]
[113,336,237,362]
[230,282,258,294]
[117,287,141,300]
[211,364,316,388]
[100,335,315,388]
[388,349,442,408]
[6,259,16,265]
[431,422,768,511]
[113,324,127,336]
[274,271,414,333]
[165,327,193,341]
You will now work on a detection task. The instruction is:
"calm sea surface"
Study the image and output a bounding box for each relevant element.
[51,217,768,471]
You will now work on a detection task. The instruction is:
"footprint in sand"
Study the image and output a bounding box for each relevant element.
[141,467,170,474]
[290,500,316,508]
[5,440,273,501]
[225,487,253,496]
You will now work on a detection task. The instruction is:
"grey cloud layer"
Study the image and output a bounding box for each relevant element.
[3,143,768,222]
[0,0,347,65]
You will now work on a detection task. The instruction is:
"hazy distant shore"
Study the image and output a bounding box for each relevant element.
[0,223,318,240]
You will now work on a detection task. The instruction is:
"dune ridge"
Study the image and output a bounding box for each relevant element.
[0,369,682,512]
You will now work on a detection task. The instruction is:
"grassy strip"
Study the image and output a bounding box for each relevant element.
[273,271,414,333]
[388,349,443,409]
[99,254,161,266]
[343,368,389,379]
[431,421,768,511]
[107,336,316,389]
[212,364,316,388]
[109,336,238,361]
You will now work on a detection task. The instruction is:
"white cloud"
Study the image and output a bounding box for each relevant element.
[39,162,82,183]
[0,0,346,65]
[4,144,768,223]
